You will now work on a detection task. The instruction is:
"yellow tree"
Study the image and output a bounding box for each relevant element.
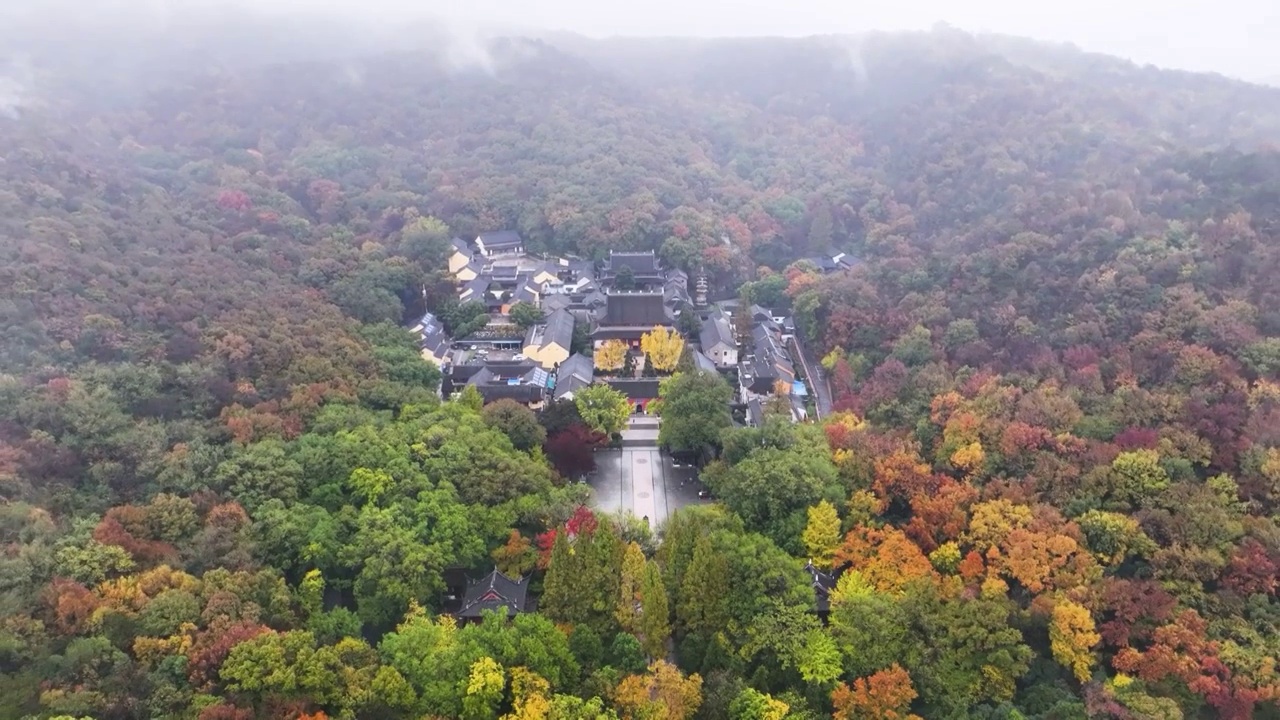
[802,500,841,568]
[641,326,685,373]
[1049,599,1100,682]
[615,661,702,720]
[595,340,628,373]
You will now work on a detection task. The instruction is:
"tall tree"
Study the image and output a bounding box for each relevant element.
[639,561,671,659]
[617,541,647,634]
[657,371,733,455]
[676,534,730,638]
[801,500,841,568]
[482,399,547,453]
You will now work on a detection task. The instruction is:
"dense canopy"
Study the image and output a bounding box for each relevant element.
[0,20,1278,720]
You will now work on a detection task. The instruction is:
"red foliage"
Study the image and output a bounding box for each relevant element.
[535,529,558,570]
[206,502,251,530]
[999,421,1053,457]
[904,478,978,551]
[1098,578,1176,648]
[44,577,101,634]
[93,506,177,564]
[832,664,920,720]
[872,449,939,505]
[188,621,271,690]
[545,424,605,479]
[958,550,986,583]
[565,505,598,538]
[1114,427,1160,451]
[1222,539,1278,597]
[215,190,252,213]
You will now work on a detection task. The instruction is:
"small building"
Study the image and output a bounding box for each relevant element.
[412,312,453,368]
[591,290,673,349]
[803,560,845,621]
[457,568,530,622]
[463,365,551,406]
[449,237,474,274]
[475,231,525,258]
[554,353,595,401]
[522,309,575,370]
[699,309,738,368]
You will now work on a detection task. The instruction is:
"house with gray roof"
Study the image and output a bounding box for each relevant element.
[475,231,524,257]
[523,309,575,369]
[700,309,738,368]
[553,353,595,400]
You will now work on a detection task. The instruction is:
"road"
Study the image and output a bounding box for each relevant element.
[789,335,833,419]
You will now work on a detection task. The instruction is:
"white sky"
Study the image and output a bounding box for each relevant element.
[4,0,1279,81]
[272,0,1280,80]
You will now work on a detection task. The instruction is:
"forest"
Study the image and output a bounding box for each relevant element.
[1,15,1279,720]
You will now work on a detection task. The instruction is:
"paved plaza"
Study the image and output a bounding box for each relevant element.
[585,416,709,527]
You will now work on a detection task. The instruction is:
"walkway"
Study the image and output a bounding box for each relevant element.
[789,335,833,419]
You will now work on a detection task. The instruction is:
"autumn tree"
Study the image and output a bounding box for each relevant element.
[832,664,922,720]
[594,340,629,373]
[641,326,685,373]
[614,661,702,720]
[1049,599,1100,682]
[801,500,840,568]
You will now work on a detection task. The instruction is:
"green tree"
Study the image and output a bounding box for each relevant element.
[617,541,647,634]
[540,531,583,626]
[639,562,671,660]
[729,687,789,720]
[482,398,547,452]
[508,302,543,330]
[677,534,730,638]
[575,384,631,435]
[657,371,733,454]
[219,630,342,706]
[703,447,835,547]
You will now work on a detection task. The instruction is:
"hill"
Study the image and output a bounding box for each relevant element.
[0,23,1278,720]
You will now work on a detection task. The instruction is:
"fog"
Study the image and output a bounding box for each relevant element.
[1,0,1278,84]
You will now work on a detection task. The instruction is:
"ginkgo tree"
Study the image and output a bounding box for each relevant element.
[640,326,685,373]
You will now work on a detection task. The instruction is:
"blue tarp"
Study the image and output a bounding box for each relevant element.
[792,381,808,397]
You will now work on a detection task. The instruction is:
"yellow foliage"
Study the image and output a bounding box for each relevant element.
[980,575,1009,599]
[949,441,986,477]
[964,500,1034,553]
[1248,379,1280,409]
[137,565,200,596]
[640,326,685,372]
[802,501,841,569]
[502,667,552,720]
[133,623,196,664]
[595,340,628,372]
[1049,599,1101,682]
